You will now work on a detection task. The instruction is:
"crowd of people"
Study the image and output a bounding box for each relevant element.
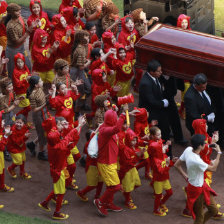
[0,0,223,223]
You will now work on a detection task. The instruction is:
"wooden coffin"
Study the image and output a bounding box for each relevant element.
[135,23,224,87]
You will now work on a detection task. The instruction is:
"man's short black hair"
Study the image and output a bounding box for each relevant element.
[191,134,206,150]
[147,60,161,73]
[193,73,207,86]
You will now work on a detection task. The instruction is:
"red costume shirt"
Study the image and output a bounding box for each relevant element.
[13,53,31,95]
[49,90,80,124]
[59,0,82,13]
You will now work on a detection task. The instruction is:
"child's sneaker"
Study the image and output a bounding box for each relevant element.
[125,201,137,210]
[0,184,14,192]
[153,210,167,217]
[76,191,88,202]
[67,182,78,190]
[0,205,4,209]
[7,167,17,178]
[182,208,192,218]
[105,203,123,212]
[52,212,69,220]
[21,172,32,179]
[93,199,108,216]
[51,198,68,205]
[160,204,168,213]
[38,202,51,212]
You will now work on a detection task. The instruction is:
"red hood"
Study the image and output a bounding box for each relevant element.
[33,28,49,48]
[92,69,104,86]
[14,52,29,72]
[0,1,7,14]
[61,6,74,25]
[115,43,125,60]
[192,119,208,137]
[177,14,191,30]
[125,128,137,148]
[52,14,64,30]
[134,107,148,123]
[103,109,118,127]
[121,15,134,33]
[29,0,43,17]
[150,140,164,160]
[42,116,56,134]
[102,30,114,45]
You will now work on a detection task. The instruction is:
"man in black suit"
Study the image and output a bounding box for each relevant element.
[139,60,170,141]
[184,73,215,136]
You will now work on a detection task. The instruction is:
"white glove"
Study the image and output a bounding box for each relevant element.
[162,99,169,107]
[207,112,215,123]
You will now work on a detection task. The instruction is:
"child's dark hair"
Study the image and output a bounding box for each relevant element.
[149,126,160,136]
[73,7,78,17]
[27,75,40,98]
[85,21,95,31]
[191,134,206,151]
[91,48,101,60]
[125,16,133,23]
[15,114,27,124]
[56,82,64,92]
[118,47,125,52]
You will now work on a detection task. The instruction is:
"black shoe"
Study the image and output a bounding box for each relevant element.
[38,151,48,161]
[26,141,36,157]
[4,150,12,162]
[175,139,188,146]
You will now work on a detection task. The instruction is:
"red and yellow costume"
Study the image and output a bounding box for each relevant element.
[0,1,7,51]
[91,69,116,112]
[119,129,141,208]
[7,124,30,177]
[13,53,31,118]
[49,90,80,124]
[59,0,83,13]
[31,29,56,83]
[149,140,173,214]
[192,119,213,186]
[27,0,52,49]
[0,111,11,191]
[51,14,74,62]
[134,107,151,178]
[97,110,125,207]
[61,6,85,29]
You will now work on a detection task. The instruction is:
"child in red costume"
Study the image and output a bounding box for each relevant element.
[134,107,157,179]
[27,0,52,49]
[91,68,120,112]
[94,107,127,216]
[32,29,59,84]
[7,114,32,179]
[0,111,14,192]
[49,82,80,124]
[76,129,104,201]
[51,14,74,62]
[149,126,173,217]
[61,7,85,30]
[109,45,134,97]
[38,116,85,220]
[13,53,31,118]
[119,128,143,209]
[177,14,191,119]
[59,0,82,13]
[85,22,101,47]
[0,0,7,52]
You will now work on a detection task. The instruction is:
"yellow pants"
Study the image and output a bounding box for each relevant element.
[116,80,131,97]
[17,94,30,108]
[39,70,55,83]
[67,153,75,166]
[71,145,79,155]
[11,152,26,165]
[154,179,171,194]
[86,165,103,186]
[122,167,141,192]
[53,170,66,195]
[97,163,120,186]
[205,171,213,187]
[0,151,4,174]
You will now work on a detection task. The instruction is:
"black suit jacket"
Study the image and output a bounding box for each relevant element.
[184,84,214,134]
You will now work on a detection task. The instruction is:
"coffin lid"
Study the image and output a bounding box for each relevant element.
[136,23,224,67]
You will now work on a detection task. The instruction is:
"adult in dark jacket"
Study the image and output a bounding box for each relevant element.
[184,73,215,136]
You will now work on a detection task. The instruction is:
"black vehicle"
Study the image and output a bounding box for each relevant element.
[124,0,215,34]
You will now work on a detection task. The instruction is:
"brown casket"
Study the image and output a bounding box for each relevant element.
[135,23,224,87]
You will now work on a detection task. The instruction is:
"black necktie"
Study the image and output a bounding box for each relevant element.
[155,78,161,92]
[201,91,211,106]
